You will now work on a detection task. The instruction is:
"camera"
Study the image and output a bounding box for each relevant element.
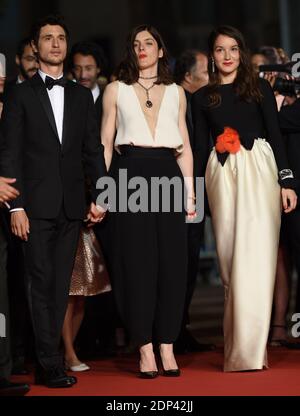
[259,62,300,96]
[273,77,300,96]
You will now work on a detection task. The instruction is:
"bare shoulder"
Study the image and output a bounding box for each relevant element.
[176,84,187,106]
[105,80,119,94]
[175,84,185,94]
[103,80,119,104]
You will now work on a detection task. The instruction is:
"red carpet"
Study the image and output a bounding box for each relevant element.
[11,346,300,396]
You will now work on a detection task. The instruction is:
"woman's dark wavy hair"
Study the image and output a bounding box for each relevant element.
[116,24,173,85]
[207,25,262,106]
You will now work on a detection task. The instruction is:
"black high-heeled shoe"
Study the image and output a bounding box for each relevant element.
[162,368,180,377]
[139,355,159,379]
[159,351,181,377]
[139,370,159,379]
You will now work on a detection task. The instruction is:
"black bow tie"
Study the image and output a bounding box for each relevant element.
[45,75,67,90]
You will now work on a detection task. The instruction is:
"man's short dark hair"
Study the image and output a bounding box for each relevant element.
[16,37,33,59]
[31,14,70,46]
[69,41,106,71]
[174,49,206,85]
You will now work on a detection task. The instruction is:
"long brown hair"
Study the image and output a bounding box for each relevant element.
[207,25,262,106]
[116,24,173,85]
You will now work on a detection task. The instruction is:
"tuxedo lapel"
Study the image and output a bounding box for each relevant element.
[94,94,102,123]
[185,91,194,148]
[30,73,60,142]
[95,95,101,112]
[61,81,72,148]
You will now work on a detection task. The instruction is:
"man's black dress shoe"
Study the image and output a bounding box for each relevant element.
[0,378,30,396]
[35,366,77,388]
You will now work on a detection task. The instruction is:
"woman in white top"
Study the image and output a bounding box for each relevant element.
[101,25,195,378]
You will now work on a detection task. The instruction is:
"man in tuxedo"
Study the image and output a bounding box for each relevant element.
[173,50,214,353]
[1,15,107,388]
[0,133,30,395]
[70,41,106,127]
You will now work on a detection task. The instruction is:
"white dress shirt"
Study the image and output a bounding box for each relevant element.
[10,69,65,213]
[91,83,100,103]
[38,69,64,143]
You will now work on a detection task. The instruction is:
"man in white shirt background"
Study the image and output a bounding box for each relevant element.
[70,41,107,127]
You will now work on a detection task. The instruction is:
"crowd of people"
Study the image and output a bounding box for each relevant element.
[0,14,300,395]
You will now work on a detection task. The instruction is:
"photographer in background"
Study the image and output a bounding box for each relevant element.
[257,46,299,110]
[279,86,300,330]
[251,51,268,74]
[255,47,300,345]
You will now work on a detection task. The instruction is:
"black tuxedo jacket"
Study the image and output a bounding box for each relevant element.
[0,130,11,238]
[94,93,103,130]
[0,72,106,219]
[2,78,20,108]
[184,90,200,178]
[184,90,193,147]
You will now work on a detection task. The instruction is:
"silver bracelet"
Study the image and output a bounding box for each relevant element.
[279,169,294,181]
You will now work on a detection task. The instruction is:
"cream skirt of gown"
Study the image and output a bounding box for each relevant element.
[205,138,281,372]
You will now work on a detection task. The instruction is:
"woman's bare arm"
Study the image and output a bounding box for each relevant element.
[101,81,118,171]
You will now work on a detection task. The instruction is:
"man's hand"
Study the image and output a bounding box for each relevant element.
[0,177,19,202]
[86,202,107,225]
[11,210,30,241]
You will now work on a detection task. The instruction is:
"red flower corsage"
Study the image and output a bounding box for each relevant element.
[215,127,241,154]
